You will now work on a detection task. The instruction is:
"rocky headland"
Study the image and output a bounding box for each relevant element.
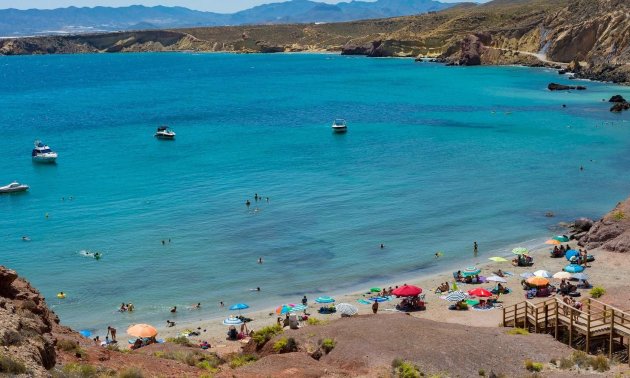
[1,0,629,84]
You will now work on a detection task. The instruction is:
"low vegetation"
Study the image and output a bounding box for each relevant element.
[118,367,144,378]
[153,350,222,370]
[273,337,298,353]
[589,286,606,298]
[506,328,529,335]
[524,359,543,372]
[556,351,610,372]
[306,317,326,326]
[612,210,625,221]
[321,338,336,354]
[53,363,98,377]
[228,353,258,369]
[0,329,23,346]
[392,358,421,378]
[57,339,88,358]
[165,336,193,347]
[0,354,27,374]
[252,324,283,347]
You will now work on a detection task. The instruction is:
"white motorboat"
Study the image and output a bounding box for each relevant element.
[0,182,29,194]
[32,140,58,163]
[332,119,347,133]
[155,126,176,140]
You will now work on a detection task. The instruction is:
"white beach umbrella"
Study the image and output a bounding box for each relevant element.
[533,270,552,278]
[222,317,243,326]
[486,275,507,283]
[572,273,589,281]
[553,271,572,280]
[520,272,534,279]
[335,303,358,316]
[444,291,467,302]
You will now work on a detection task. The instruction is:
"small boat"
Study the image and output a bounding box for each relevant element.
[32,140,58,163]
[155,126,176,140]
[332,119,347,133]
[0,182,29,194]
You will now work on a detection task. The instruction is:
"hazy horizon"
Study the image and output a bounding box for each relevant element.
[0,0,484,13]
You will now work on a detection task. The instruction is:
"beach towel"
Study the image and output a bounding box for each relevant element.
[472,305,495,311]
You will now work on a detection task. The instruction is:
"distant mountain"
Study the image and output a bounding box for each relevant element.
[0,0,457,37]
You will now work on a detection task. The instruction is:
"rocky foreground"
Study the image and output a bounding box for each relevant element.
[1,0,629,84]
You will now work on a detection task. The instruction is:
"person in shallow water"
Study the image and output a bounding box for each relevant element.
[258,257,263,264]
[170,306,177,313]
[245,200,251,208]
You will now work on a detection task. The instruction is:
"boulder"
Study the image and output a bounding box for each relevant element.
[609,95,627,103]
[610,102,630,112]
[573,217,594,232]
[458,34,482,66]
[548,83,587,91]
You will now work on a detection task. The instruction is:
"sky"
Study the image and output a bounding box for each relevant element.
[0,0,475,13]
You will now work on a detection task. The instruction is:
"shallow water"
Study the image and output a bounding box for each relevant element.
[1,53,629,332]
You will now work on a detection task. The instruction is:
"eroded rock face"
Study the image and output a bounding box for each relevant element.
[458,34,482,66]
[341,40,393,57]
[0,266,58,376]
[579,197,630,252]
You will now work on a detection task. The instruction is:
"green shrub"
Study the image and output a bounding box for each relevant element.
[153,350,222,368]
[478,368,485,376]
[1,329,23,346]
[524,359,543,372]
[273,338,288,353]
[252,324,283,347]
[392,359,420,378]
[506,328,529,335]
[590,286,606,299]
[612,210,625,221]
[571,351,589,368]
[307,317,326,326]
[228,354,258,369]
[0,354,27,374]
[118,367,144,378]
[321,338,336,354]
[57,339,88,358]
[165,336,193,347]
[558,357,573,369]
[60,362,98,377]
[589,354,610,372]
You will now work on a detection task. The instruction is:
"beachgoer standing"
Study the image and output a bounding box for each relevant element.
[258,257,263,264]
[107,326,117,342]
[473,241,478,256]
[372,301,379,314]
[302,295,307,306]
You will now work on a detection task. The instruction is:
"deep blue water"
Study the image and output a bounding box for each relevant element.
[1,53,629,332]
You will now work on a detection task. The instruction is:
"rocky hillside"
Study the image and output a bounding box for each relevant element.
[0,0,628,83]
[579,196,630,252]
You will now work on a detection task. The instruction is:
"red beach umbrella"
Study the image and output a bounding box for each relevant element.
[468,288,492,298]
[392,285,422,297]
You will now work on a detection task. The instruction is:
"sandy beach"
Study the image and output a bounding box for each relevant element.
[152,238,629,357]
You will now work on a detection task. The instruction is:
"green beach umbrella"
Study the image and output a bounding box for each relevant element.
[553,235,570,242]
[488,257,508,262]
[370,287,382,293]
[462,266,481,277]
[512,247,529,255]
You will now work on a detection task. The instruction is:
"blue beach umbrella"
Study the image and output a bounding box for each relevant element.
[229,303,249,315]
[553,235,570,242]
[290,304,307,312]
[565,250,580,261]
[369,296,389,303]
[564,264,584,273]
[462,266,481,277]
[315,296,335,304]
[79,330,92,338]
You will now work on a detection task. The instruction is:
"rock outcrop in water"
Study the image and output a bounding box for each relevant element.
[0,0,628,83]
[547,83,587,91]
[579,197,630,252]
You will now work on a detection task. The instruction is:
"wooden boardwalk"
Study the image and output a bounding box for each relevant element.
[503,297,630,364]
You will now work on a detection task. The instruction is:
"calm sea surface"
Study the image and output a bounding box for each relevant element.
[1,53,629,332]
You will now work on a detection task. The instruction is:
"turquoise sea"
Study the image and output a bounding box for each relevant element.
[1,53,629,332]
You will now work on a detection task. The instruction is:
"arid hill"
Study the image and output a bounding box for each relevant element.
[0,0,628,83]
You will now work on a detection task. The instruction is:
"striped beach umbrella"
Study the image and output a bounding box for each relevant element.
[335,303,358,316]
[462,266,481,277]
[564,264,584,273]
[444,291,467,302]
[222,316,243,326]
[290,304,307,312]
[315,296,335,304]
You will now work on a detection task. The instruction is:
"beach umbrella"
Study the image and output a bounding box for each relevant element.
[533,270,552,278]
[289,304,307,312]
[222,317,243,326]
[127,324,158,338]
[572,273,589,281]
[335,303,358,316]
[565,250,580,261]
[315,296,335,304]
[564,264,584,273]
[545,239,561,245]
[553,271,572,280]
[526,276,549,288]
[519,272,534,279]
[488,257,508,262]
[486,275,507,283]
[468,288,492,298]
[275,305,294,315]
[229,303,249,315]
[392,284,422,297]
[553,235,570,242]
[512,247,529,255]
[462,266,481,277]
[79,330,92,338]
[369,296,389,303]
[370,287,381,293]
[444,291,467,302]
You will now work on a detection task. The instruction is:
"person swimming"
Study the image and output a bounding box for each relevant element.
[170,306,177,313]
[245,200,251,208]
[21,236,30,241]
[258,257,263,264]
[380,243,384,249]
